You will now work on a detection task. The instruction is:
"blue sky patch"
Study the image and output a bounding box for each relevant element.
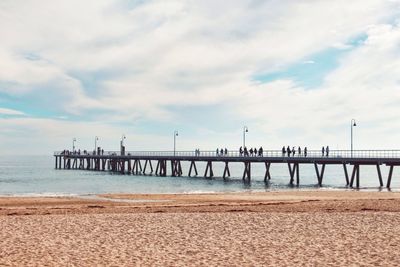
[253,34,367,89]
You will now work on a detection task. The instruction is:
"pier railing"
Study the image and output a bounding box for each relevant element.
[54,149,400,159]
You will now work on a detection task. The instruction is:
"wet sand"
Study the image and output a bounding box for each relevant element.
[0,191,399,266]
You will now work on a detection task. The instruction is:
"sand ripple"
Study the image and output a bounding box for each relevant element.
[0,212,399,266]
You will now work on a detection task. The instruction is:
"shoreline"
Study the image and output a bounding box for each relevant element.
[0,190,400,216]
[0,185,397,198]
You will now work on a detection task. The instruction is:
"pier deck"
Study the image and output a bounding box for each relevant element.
[54,150,400,188]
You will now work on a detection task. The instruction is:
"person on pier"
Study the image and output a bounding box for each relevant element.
[216,148,219,156]
[282,146,286,157]
[220,148,224,156]
[254,148,258,156]
[298,147,301,156]
[287,146,291,157]
[239,146,243,156]
[249,148,253,156]
[244,147,248,157]
[224,148,228,155]
[292,146,296,157]
[304,147,308,157]
[322,146,325,157]
[326,146,329,157]
[259,146,263,157]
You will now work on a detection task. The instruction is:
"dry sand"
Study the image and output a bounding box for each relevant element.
[0,191,400,266]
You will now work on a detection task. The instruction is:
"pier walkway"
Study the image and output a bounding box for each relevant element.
[54,150,400,188]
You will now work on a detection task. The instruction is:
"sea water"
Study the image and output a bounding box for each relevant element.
[0,155,398,196]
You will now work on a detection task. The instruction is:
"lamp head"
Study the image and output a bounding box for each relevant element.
[353,122,357,127]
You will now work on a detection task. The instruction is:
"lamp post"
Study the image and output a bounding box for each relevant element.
[351,119,357,157]
[72,138,76,152]
[121,134,126,146]
[94,136,99,154]
[174,130,179,156]
[120,134,126,156]
[243,126,248,148]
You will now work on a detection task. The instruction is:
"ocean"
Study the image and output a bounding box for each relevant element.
[0,155,398,196]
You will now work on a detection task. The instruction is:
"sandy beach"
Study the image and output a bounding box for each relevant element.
[0,190,400,266]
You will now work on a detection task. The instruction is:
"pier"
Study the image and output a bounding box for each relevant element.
[54,150,400,188]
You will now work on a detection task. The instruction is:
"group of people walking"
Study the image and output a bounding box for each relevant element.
[239,146,264,157]
[282,146,308,157]
[281,146,330,157]
[216,148,228,156]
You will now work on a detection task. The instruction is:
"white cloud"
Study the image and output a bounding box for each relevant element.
[1,0,400,153]
[0,108,25,116]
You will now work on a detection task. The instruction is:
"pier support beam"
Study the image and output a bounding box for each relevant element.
[350,164,360,188]
[223,162,230,180]
[132,160,142,175]
[155,161,160,176]
[86,158,91,170]
[171,160,182,177]
[155,160,167,176]
[288,163,300,185]
[264,162,271,182]
[143,160,154,175]
[242,162,251,182]
[376,164,383,187]
[160,160,167,177]
[343,164,349,186]
[204,161,214,179]
[128,160,132,173]
[188,161,198,177]
[119,160,125,174]
[314,163,326,186]
[101,159,106,171]
[143,160,149,174]
[386,165,394,188]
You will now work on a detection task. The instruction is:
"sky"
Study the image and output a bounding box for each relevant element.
[1,0,400,155]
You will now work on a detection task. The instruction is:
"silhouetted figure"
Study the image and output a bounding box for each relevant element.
[322,146,325,157]
[216,148,219,156]
[287,146,291,157]
[292,146,296,157]
[220,148,223,156]
[282,146,286,156]
[244,147,248,157]
[224,148,228,155]
[298,146,301,156]
[326,146,329,157]
[239,146,243,156]
[249,148,253,156]
[254,148,257,156]
[259,146,263,157]
[304,147,307,157]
